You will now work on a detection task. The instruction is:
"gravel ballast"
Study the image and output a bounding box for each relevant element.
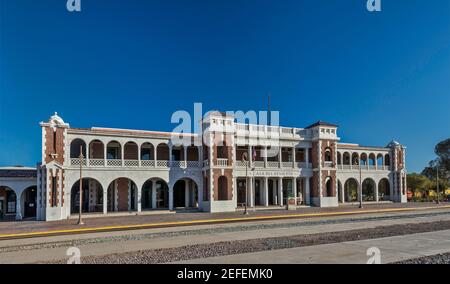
[42,220,450,264]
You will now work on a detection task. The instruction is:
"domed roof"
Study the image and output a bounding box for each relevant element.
[48,112,67,126]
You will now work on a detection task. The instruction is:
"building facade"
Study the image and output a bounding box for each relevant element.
[32,112,407,221]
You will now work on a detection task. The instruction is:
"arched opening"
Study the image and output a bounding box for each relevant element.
[156,143,169,161]
[155,179,169,209]
[173,179,199,208]
[186,146,199,161]
[71,178,103,214]
[89,140,104,159]
[216,141,228,159]
[344,178,358,202]
[337,180,343,203]
[368,153,376,166]
[217,176,229,200]
[378,178,390,201]
[171,145,184,161]
[351,153,359,165]
[123,142,139,162]
[70,139,87,158]
[343,152,351,165]
[107,141,121,159]
[376,154,384,167]
[362,178,376,201]
[21,186,37,218]
[324,148,332,162]
[360,153,368,166]
[0,186,16,218]
[141,143,154,161]
[337,152,342,165]
[385,154,391,167]
[107,178,137,212]
[141,179,153,210]
[325,177,333,197]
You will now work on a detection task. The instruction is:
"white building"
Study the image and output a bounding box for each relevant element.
[2,112,408,221]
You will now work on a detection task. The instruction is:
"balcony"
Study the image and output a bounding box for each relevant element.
[70,158,202,169]
[216,158,229,167]
[337,164,391,171]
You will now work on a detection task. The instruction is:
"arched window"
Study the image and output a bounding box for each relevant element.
[217,176,229,200]
[324,148,332,162]
[325,177,333,197]
[70,139,86,158]
[106,141,121,159]
[217,141,228,159]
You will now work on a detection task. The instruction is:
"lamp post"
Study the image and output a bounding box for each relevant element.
[77,145,84,225]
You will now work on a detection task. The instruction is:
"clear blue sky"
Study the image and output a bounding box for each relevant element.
[0,0,449,173]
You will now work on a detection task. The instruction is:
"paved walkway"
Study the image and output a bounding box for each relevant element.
[175,229,450,264]
[0,203,448,237]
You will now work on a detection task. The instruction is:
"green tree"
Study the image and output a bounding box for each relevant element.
[407,173,430,194]
[422,138,450,180]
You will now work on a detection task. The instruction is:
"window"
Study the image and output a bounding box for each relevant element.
[324,148,332,162]
[51,177,57,207]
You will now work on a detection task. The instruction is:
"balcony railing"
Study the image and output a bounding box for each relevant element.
[89,159,104,167]
[124,160,139,167]
[253,161,265,168]
[282,162,294,168]
[70,158,202,169]
[107,159,122,167]
[266,161,279,168]
[70,158,86,166]
[216,158,229,167]
[337,164,391,171]
[140,160,155,167]
[324,161,333,168]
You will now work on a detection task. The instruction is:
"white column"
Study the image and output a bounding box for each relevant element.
[184,147,188,166]
[169,183,174,210]
[121,143,125,166]
[185,180,190,208]
[138,144,141,167]
[103,189,107,214]
[169,146,173,166]
[264,146,268,168]
[153,146,157,168]
[137,185,142,212]
[264,177,269,207]
[15,194,22,220]
[375,181,379,202]
[278,177,284,206]
[248,177,254,207]
[305,178,311,205]
[292,147,296,168]
[104,145,107,166]
[85,143,90,167]
[278,147,282,168]
[293,178,297,204]
[272,179,278,205]
[152,181,157,209]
